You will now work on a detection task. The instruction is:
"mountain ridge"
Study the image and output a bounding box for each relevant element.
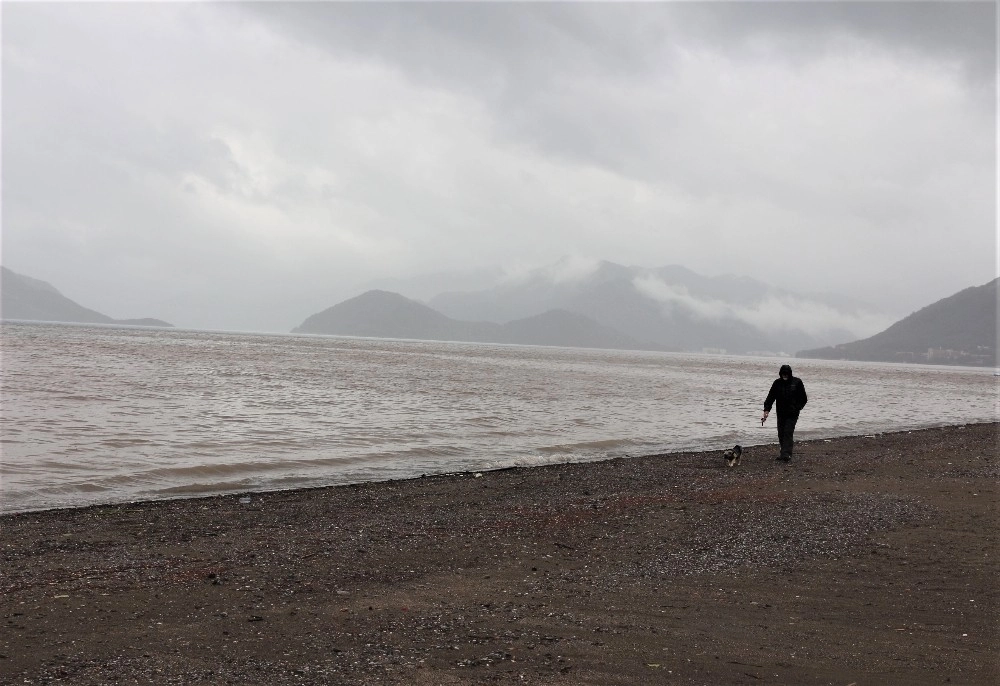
[1,267,173,328]
[292,290,657,351]
[426,259,888,354]
[296,264,990,363]
[797,278,997,366]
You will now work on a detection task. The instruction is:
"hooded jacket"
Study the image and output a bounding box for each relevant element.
[764,364,808,417]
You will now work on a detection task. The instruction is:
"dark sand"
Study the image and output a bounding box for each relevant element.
[2,423,997,685]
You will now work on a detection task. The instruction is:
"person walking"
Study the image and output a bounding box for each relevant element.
[761,364,807,462]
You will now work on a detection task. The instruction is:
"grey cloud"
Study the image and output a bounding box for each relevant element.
[241,2,996,90]
[669,2,997,83]
[633,274,893,339]
[238,2,994,202]
[2,2,995,332]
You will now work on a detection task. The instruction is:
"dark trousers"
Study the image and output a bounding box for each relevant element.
[777,414,799,459]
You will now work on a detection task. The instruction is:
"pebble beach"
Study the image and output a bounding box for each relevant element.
[1,423,997,685]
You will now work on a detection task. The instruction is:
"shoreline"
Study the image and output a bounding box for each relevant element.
[3,420,996,518]
[2,423,997,684]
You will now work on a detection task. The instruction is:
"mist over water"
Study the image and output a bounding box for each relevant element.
[2,322,996,514]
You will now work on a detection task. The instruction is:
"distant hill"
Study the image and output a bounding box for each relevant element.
[426,258,888,355]
[292,290,653,351]
[0,267,173,328]
[292,290,487,341]
[797,278,997,366]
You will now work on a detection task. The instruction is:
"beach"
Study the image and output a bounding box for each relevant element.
[1,423,997,685]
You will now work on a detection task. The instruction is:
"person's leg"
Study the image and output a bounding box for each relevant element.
[779,415,799,461]
[776,416,789,459]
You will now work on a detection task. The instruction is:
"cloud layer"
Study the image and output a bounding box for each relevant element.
[633,275,893,339]
[2,3,995,332]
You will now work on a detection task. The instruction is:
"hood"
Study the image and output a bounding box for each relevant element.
[779,364,793,377]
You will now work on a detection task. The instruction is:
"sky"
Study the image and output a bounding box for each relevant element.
[2,1,996,333]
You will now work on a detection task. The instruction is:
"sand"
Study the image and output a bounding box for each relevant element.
[1,423,997,685]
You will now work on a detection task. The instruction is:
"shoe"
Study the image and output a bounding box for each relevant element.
[778,455,791,462]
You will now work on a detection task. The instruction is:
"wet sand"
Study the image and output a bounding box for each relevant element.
[2,423,997,685]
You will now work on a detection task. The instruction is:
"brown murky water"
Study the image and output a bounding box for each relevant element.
[2,322,995,512]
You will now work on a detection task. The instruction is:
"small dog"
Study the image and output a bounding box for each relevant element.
[723,445,743,468]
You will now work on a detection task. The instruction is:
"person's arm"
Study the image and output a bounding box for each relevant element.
[762,380,778,422]
[764,380,778,412]
[797,380,807,410]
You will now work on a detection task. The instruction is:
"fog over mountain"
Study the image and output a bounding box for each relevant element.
[294,258,899,355]
[424,258,891,355]
[6,257,990,364]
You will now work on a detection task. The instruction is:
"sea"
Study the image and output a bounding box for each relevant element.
[1,321,996,514]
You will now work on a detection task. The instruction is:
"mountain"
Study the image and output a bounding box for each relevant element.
[293,290,489,341]
[426,258,888,355]
[797,278,998,366]
[0,267,173,328]
[292,290,651,351]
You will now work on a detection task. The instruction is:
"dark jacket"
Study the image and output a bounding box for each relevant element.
[764,365,807,417]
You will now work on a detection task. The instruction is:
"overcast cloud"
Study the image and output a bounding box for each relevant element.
[633,274,894,338]
[2,2,995,333]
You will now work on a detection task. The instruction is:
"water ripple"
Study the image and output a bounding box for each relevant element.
[1,322,996,513]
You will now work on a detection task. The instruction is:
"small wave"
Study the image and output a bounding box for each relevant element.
[101,438,153,448]
[535,438,645,454]
[41,448,465,492]
[152,479,260,495]
[55,395,118,402]
[67,482,113,493]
